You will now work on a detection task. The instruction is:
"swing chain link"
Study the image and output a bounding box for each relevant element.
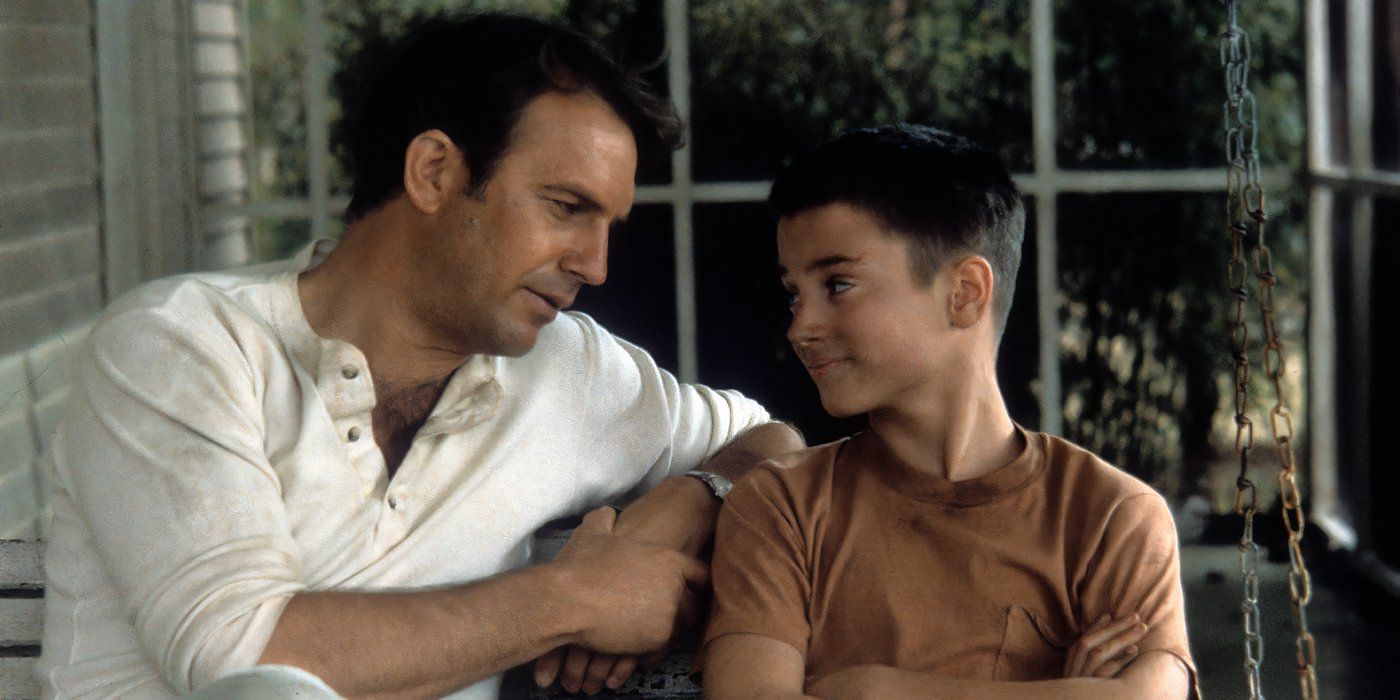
[1221,2,1319,698]
[1222,3,1266,696]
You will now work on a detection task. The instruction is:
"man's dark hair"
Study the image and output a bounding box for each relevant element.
[339,13,683,221]
[769,124,1026,338]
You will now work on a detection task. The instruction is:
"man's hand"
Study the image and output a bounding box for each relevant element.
[1063,613,1148,679]
[534,506,707,692]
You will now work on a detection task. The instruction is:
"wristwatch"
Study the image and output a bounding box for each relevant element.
[682,470,733,501]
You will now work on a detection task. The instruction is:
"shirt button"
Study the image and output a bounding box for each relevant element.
[346,426,361,442]
[341,366,359,380]
[387,495,400,509]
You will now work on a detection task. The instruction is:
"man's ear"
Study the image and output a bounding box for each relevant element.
[947,255,995,329]
[403,129,470,215]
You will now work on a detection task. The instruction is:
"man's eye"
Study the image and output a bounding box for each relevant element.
[785,290,799,307]
[551,199,585,216]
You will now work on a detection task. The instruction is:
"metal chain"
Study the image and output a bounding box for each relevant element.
[1221,2,1319,698]
[1221,3,1266,696]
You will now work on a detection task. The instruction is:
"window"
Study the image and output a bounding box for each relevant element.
[218,0,1354,521]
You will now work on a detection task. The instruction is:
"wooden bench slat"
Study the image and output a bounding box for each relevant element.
[0,598,42,646]
[0,540,44,589]
[0,657,39,700]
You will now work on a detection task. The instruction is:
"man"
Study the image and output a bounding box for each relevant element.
[699,125,1197,699]
[36,14,801,699]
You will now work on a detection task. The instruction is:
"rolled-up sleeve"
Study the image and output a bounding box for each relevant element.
[51,302,305,693]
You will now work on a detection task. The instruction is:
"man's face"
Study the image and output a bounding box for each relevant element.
[413,90,637,357]
[778,203,956,417]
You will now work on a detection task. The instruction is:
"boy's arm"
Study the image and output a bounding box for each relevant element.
[703,633,815,700]
[806,652,1189,700]
[534,422,805,693]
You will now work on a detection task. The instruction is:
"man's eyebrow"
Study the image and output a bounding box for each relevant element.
[777,255,863,277]
[541,184,630,228]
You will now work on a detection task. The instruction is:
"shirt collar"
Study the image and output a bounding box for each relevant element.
[266,239,504,433]
[859,425,1045,507]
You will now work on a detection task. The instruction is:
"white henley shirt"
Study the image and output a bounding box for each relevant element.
[35,243,770,699]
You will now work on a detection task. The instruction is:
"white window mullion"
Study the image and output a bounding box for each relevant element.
[1346,0,1374,172]
[1030,0,1061,435]
[1305,0,1332,173]
[665,0,698,383]
[303,0,331,242]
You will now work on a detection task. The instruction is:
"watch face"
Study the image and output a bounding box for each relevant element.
[688,471,731,500]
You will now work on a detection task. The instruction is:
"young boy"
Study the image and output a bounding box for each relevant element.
[699,126,1197,699]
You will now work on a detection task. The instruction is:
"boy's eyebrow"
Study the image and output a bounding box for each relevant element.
[778,255,864,277]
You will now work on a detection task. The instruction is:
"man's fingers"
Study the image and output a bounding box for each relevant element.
[607,656,640,690]
[534,647,565,688]
[679,553,710,590]
[578,506,619,534]
[561,645,593,693]
[1092,645,1138,679]
[582,653,619,695]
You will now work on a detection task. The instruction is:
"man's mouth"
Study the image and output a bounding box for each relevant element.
[526,288,573,312]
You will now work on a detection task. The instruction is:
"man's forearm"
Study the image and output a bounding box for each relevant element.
[259,562,584,699]
[615,422,805,556]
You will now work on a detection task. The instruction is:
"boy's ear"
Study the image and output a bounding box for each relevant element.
[947,255,994,329]
[403,129,470,215]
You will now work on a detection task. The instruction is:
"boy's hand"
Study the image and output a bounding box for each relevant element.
[1063,613,1148,678]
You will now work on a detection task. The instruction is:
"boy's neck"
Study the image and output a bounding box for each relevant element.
[866,367,1020,483]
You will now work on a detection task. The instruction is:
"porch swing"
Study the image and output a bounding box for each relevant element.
[1218,1,1319,698]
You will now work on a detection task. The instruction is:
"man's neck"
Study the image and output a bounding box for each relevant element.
[296,214,468,388]
[866,359,1020,483]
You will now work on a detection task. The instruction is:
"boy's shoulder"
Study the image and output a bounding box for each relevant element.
[728,438,850,509]
[1037,431,1170,514]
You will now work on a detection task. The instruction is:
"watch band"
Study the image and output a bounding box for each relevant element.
[682,470,733,501]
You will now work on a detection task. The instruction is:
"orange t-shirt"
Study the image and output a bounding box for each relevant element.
[701,429,1198,694]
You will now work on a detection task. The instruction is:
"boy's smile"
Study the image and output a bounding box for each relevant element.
[777,202,954,418]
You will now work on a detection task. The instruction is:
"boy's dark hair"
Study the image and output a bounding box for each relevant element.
[769,124,1026,339]
[339,13,683,221]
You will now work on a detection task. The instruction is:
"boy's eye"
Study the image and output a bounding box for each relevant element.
[783,289,798,307]
[826,279,852,295]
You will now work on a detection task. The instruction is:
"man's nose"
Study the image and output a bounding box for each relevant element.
[563,225,608,287]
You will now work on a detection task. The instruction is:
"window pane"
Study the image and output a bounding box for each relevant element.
[323,0,671,197]
[247,0,309,199]
[690,0,1032,182]
[252,217,312,262]
[572,204,679,373]
[1055,1,1304,170]
[1374,1,1399,170]
[1370,196,1397,566]
[1001,197,1040,431]
[1057,191,1308,516]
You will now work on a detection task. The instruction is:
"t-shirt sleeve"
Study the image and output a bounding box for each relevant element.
[568,313,772,503]
[700,467,812,664]
[49,301,305,694]
[1079,491,1199,697]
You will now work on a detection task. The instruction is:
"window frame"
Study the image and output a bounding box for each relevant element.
[215,1,1400,577]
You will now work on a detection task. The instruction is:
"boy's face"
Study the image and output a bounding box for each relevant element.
[778,203,956,418]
